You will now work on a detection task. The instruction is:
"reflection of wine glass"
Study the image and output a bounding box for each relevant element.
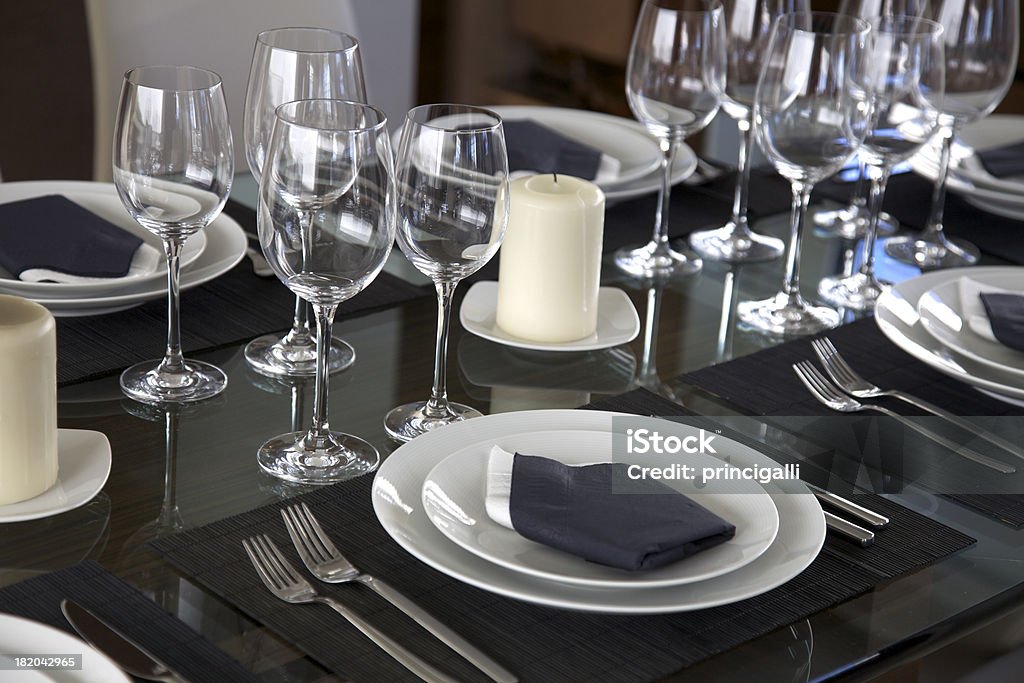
[113,66,233,403]
[689,0,804,263]
[258,100,395,483]
[385,105,509,442]
[614,0,726,278]
[820,17,944,309]
[243,28,365,378]
[738,12,871,336]
[885,0,1019,268]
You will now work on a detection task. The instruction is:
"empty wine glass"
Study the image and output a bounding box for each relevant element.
[738,11,871,336]
[819,16,945,309]
[384,105,509,442]
[243,28,365,378]
[113,66,233,403]
[885,0,1019,268]
[257,100,395,484]
[614,0,726,277]
[689,0,806,263]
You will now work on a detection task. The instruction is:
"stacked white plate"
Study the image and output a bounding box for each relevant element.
[876,266,1024,404]
[372,410,826,614]
[0,181,248,316]
[910,114,1024,220]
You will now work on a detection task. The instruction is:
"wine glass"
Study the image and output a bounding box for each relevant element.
[257,100,395,484]
[688,0,806,263]
[243,28,365,378]
[384,105,510,442]
[885,0,1019,268]
[738,11,871,336]
[614,0,727,277]
[113,66,233,403]
[819,16,945,310]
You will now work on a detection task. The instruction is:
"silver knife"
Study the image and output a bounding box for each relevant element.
[60,600,189,683]
[808,484,890,528]
[824,511,875,547]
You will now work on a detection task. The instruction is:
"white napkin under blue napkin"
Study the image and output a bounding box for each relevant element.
[485,445,736,571]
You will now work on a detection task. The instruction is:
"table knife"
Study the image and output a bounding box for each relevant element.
[60,600,189,683]
[808,484,890,528]
[824,511,875,547]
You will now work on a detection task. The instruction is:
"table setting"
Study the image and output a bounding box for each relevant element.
[3,0,1024,681]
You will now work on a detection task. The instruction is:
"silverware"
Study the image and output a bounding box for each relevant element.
[245,247,274,277]
[243,535,459,683]
[793,361,1015,474]
[807,484,889,528]
[282,503,517,683]
[60,600,188,683]
[823,511,875,547]
[812,337,1024,461]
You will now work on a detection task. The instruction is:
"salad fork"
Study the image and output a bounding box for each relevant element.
[793,361,1015,474]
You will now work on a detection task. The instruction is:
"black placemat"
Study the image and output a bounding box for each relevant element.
[55,201,430,386]
[0,561,259,683]
[150,388,976,683]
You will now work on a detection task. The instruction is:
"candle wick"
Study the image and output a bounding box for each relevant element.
[553,172,558,184]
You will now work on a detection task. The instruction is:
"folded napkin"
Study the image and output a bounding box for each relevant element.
[0,195,158,282]
[976,141,1024,179]
[485,446,735,571]
[504,120,621,182]
[957,277,1024,347]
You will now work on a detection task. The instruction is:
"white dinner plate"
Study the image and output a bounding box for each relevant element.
[0,613,130,682]
[876,267,1024,401]
[912,115,1024,200]
[0,430,111,524]
[373,410,826,613]
[421,429,779,588]
[459,281,640,352]
[917,273,1024,380]
[0,182,206,297]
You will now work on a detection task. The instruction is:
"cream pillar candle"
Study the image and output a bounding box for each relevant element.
[496,174,605,342]
[0,295,58,505]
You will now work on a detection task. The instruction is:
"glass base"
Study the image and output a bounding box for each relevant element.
[613,242,702,278]
[245,332,355,377]
[737,292,840,337]
[120,359,227,404]
[817,272,890,311]
[257,430,379,484]
[384,401,482,443]
[883,234,980,269]
[689,224,784,263]
[813,205,898,240]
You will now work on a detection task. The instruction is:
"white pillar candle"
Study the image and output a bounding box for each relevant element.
[0,295,58,505]
[496,174,605,342]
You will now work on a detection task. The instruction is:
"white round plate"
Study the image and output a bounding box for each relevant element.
[421,429,779,588]
[372,410,826,613]
[917,272,1024,380]
[912,115,1024,198]
[0,430,111,523]
[876,267,1024,401]
[459,281,640,352]
[0,182,206,297]
[0,613,130,682]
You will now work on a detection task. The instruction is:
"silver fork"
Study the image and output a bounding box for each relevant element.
[282,503,517,683]
[812,337,1024,461]
[793,361,1015,474]
[242,535,459,683]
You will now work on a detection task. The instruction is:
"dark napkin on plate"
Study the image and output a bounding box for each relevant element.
[980,292,1024,351]
[503,119,604,180]
[0,194,143,278]
[976,141,1024,179]
[488,449,736,571]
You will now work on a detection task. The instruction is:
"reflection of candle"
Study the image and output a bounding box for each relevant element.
[496,174,605,342]
[0,296,58,505]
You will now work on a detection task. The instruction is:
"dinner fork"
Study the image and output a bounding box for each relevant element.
[793,361,1015,474]
[812,337,1024,461]
[242,535,459,683]
[282,503,517,683]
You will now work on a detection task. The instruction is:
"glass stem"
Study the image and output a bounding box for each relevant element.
[284,211,313,344]
[922,123,957,239]
[858,166,892,278]
[729,117,754,234]
[651,138,679,249]
[849,159,870,211]
[425,279,457,417]
[159,237,186,374]
[304,303,338,450]
[159,408,180,527]
[783,185,813,305]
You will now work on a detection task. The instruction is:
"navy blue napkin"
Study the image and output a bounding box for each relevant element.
[976,141,1024,179]
[0,195,143,279]
[503,120,603,180]
[980,292,1024,351]
[507,453,736,571]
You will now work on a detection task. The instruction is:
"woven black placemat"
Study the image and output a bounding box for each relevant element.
[0,561,259,683]
[150,388,976,683]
